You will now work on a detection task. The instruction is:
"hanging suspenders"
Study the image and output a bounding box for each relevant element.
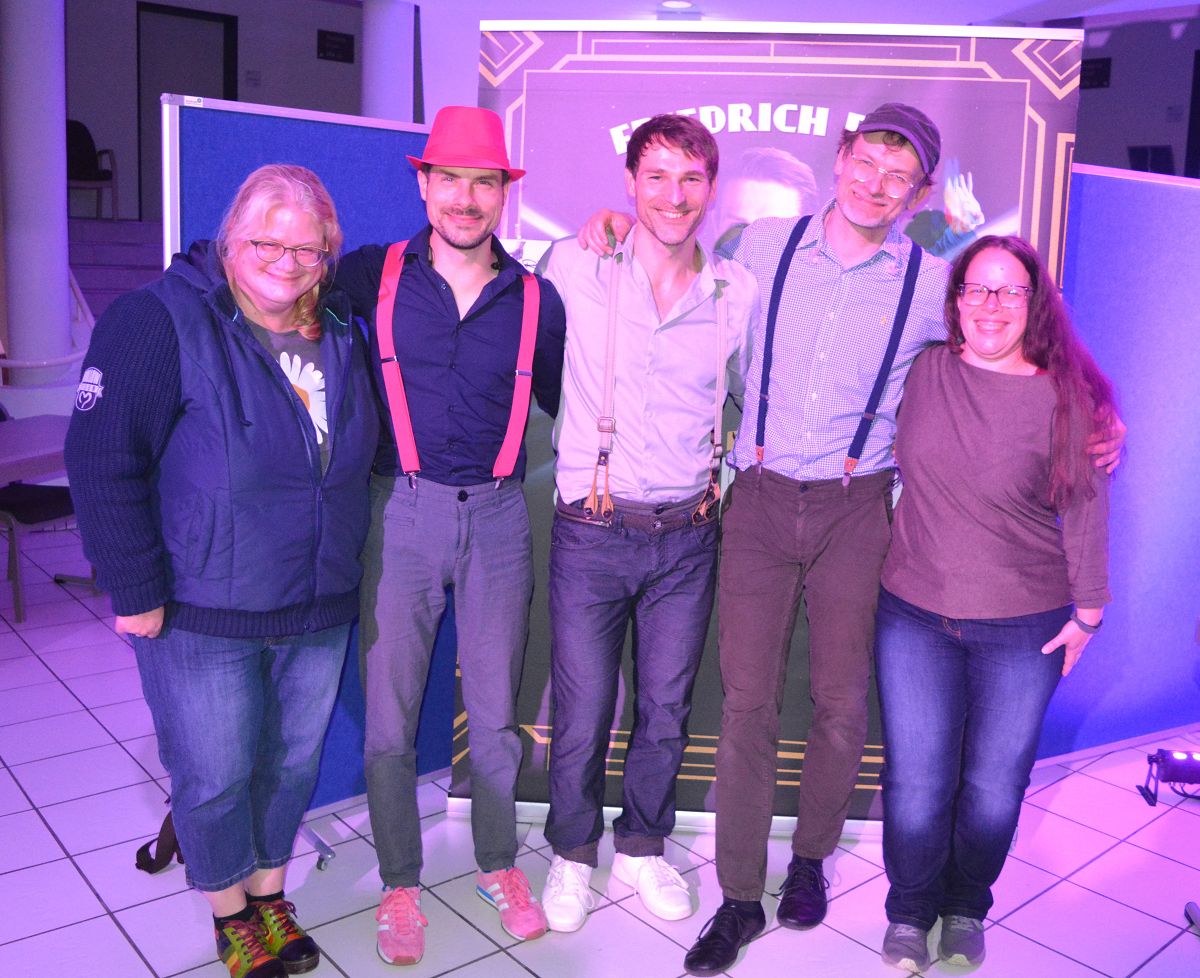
[373,240,540,484]
[583,249,729,524]
[754,215,924,485]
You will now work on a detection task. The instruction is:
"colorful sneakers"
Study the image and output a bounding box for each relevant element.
[216,918,286,978]
[253,899,320,974]
[376,886,428,966]
[542,855,596,932]
[476,867,548,940]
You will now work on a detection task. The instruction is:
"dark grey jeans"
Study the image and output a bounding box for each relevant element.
[359,474,532,888]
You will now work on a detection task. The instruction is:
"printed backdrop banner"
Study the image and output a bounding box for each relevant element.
[455,21,1083,822]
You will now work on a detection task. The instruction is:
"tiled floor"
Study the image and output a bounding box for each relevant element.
[2,527,1199,976]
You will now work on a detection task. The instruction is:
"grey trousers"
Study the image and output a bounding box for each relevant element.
[359,474,533,888]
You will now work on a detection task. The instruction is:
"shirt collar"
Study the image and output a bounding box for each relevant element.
[617,224,725,299]
[804,197,912,265]
[404,226,524,285]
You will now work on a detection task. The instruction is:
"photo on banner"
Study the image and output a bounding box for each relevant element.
[456,21,1083,821]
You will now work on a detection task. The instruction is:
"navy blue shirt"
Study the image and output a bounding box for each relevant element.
[337,228,566,485]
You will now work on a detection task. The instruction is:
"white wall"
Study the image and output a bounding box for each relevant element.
[1076,14,1200,174]
[66,0,364,220]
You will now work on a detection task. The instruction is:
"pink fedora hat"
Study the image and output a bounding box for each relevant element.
[406,105,526,181]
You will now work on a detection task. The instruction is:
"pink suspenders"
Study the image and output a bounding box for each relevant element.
[373,240,541,481]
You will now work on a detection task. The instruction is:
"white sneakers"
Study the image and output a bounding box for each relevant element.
[611,853,694,921]
[542,855,596,932]
[542,852,695,932]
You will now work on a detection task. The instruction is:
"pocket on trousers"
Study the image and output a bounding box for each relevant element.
[550,514,610,551]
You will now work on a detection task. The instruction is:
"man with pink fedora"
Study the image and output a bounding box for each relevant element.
[335,105,566,965]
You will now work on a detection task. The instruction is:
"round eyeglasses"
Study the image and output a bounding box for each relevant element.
[957,283,1034,308]
[249,240,328,268]
[848,155,916,199]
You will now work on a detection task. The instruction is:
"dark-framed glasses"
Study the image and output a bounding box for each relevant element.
[848,155,916,199]
[249,240,328,267]
[957,283,1034,308]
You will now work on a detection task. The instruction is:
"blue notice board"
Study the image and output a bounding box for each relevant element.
[162,95,455,808]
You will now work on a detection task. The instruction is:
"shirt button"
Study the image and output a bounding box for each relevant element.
[457,490,468,502]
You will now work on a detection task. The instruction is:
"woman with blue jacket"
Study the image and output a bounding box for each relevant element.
[66,164,379,978]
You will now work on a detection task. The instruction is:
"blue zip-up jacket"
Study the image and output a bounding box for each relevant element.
[65,241,380,637]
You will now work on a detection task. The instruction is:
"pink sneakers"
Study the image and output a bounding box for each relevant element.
[476,867,548,941]
[376,886,428,966]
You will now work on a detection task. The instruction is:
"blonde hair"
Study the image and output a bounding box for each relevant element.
[217,164,343,341]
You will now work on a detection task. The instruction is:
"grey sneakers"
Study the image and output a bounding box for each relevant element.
[882,922,932,972]
[938,914,986,966]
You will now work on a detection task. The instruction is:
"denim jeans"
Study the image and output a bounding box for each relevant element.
[545,497,718,865]
[875,588,1068,928]
[133,622,350,892]
[359,475,532,887]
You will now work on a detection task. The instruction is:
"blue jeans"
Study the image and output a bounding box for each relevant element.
[359,475,532,887]
[133,623,350,892]
[545,498,718,865]
[874,588,1067,928]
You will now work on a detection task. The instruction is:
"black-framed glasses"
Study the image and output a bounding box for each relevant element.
[957,283,1034,308]
[848,155,916,199]
[249,240,328,267]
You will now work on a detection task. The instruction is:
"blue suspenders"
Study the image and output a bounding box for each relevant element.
[753,214,924,485]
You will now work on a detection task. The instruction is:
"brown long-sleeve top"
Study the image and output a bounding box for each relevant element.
[882,344,1110,619]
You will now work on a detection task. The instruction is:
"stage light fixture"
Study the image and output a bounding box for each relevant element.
[1137,748,1200,806]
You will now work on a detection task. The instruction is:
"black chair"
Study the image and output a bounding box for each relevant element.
[67,119,118,219]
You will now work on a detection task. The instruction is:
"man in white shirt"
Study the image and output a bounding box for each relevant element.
[536,114,759,933]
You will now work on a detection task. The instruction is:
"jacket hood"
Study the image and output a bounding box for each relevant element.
[165,239,228,297]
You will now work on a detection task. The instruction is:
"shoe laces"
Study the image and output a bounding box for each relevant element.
[257,898,301,938]
[776,859,827,899]
[696,902,748,942]
[377,887,428,935]
[221,918,273,966]
[487,867,536,910]
[891,923,928,940]
[548,858,593,903]
[942,915,983,934]
[642,855,688,891]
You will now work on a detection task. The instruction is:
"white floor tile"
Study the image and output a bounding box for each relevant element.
[440,949,548,978]
[63,665,144,708]
[0,678,82,726]
[508,901,691,978]
[605,856,717,952]
[121,733,168,779]
[116,888,219,976]
[0,709,114,765]
[73,833,190,911]
[1129,806,1200,871]
[0,630,33,661]
[331,799,373,838]
[39,640,137,679]
[0,915,153,977]
[0,809,65,873]
[0,857,105,944]
[0,768,30,816]
[733,917,905,977]
[309,891,499,978]
[0,653,56,691]
[39,779,168,855]
[986,855,1060,921]
[1070,842,1200,926]
[1009,803,1118,877]
[6,597,95,631]
[91,697,157,741]
[0,578,74,609]
[977,922,1111,976]
[1025,769,1164,839]
[283,837,387,927]
[17,618,126,655]
[1131,929,1200,977]
[1025,761,1074,797]
[1002,878,1179,975]
[10,741,153,807]
[818,869,891,953]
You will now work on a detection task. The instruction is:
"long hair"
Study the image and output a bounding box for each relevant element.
[217,164,343,341]
[945,235,1116,509]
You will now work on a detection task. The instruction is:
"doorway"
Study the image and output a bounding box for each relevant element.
[137,2,237,220]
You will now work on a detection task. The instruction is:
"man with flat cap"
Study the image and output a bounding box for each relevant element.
[335,105,565,965]
[678,100,950,976]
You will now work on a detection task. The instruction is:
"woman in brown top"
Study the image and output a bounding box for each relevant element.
[874,235,1116,973]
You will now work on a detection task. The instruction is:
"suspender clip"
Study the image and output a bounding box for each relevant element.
[597,416,616,435]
